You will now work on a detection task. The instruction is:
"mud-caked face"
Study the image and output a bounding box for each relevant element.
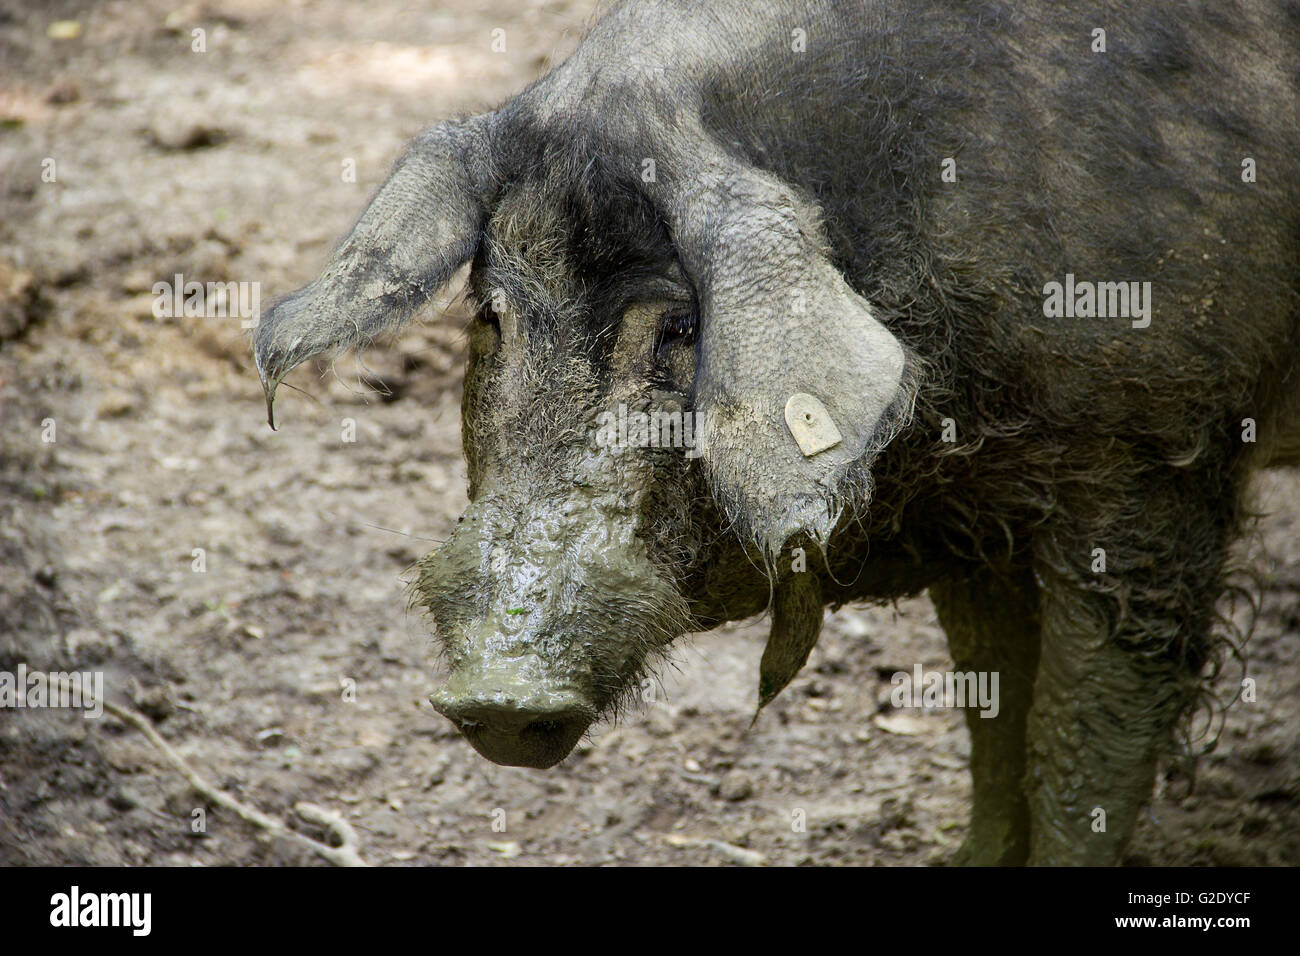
[253,112,908,771]
[418,176,713,768]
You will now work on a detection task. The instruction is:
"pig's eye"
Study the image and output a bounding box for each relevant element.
[655,305,697,352]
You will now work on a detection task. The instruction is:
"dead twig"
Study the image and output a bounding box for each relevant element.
[59,678,368,866]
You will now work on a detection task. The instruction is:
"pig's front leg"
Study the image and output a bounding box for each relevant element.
[931,565,1041,866]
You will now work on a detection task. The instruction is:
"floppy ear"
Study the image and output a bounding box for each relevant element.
[648,142,909,557]
[253,115,495,426]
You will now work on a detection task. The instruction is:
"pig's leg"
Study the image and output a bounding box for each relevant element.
[930,566,1041,866]
[1024,514,1222,865]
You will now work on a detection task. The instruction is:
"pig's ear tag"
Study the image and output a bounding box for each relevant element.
[784,393,842,457]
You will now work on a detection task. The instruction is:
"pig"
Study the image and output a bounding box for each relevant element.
[253,0,1300,865]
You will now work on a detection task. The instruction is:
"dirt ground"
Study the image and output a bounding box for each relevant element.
[0,0,1296,867]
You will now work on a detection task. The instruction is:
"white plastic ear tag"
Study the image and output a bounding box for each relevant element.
[784,393,843,457]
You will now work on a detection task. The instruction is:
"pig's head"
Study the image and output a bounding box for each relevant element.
[253,107,912,768]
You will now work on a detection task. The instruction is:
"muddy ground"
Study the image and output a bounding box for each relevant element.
[0,0,1296,866]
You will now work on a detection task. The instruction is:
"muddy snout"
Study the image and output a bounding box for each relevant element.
[430,684,594,769]
[418,489,687,770]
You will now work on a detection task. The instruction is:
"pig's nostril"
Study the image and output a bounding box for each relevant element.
[520,716,581,746]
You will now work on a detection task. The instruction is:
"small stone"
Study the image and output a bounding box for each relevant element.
[107,787,140,811]
[332,747,378,775]
[644,706,675,737]
[256,727,286,746]
[718,770,755,802]
[426,752,452,787]
[0,261,38,341]
[97,390,136,418]
[48,20,82,39]
[65,628,115,664]
[132,685,174,722]
[148,115,230,151]
[46,79,80,104]
[356,727,390,749]
[873,713,930,736]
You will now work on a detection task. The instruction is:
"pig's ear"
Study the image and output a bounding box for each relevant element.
[652,148,910,558]
[253,115,495,426]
